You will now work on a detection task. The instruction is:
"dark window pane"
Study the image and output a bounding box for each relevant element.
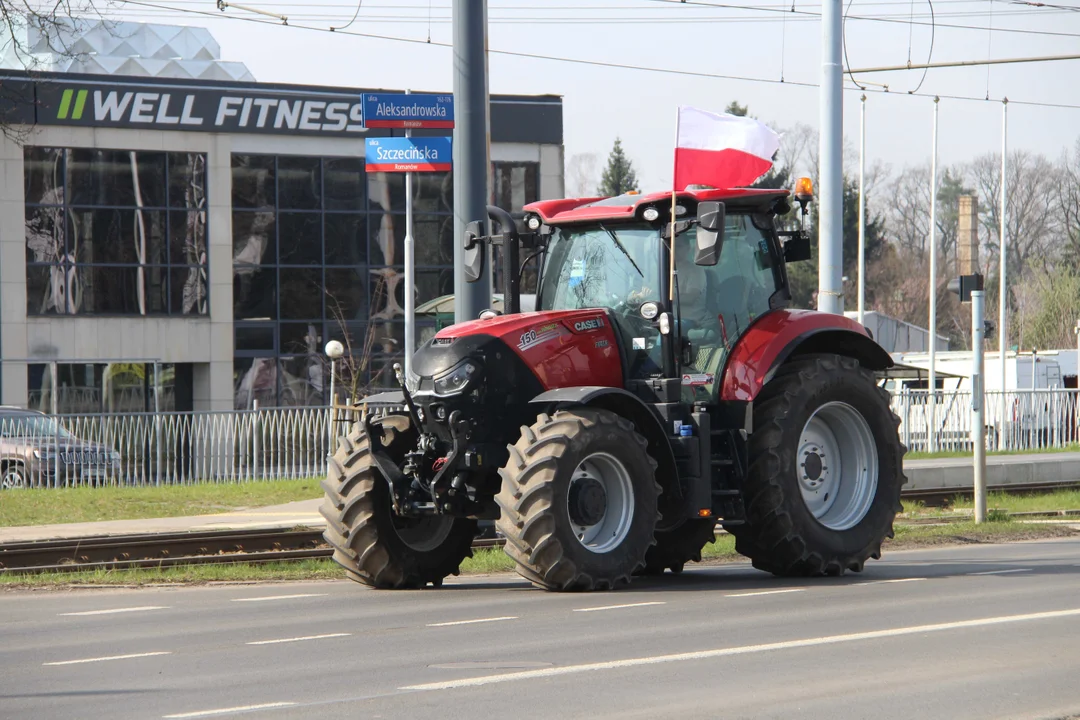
[235,326,276,352]
[67,208,167,265]
[169,153,207,209]
[232,210,275,267]
[71,265,167,315]
[68,149,166,208]
[369,213,404,266]
[25,206,67,263]
[368,171,451,214]
[414,214,455,266]
[324,268,368,322]
[234,264,277,320]
[278,156,321,210]
[324,213,367,266]
[278,268,322,319]
[171,210,208,266]
[493,162,539,212]
[27,264,64,315]
[388,267,451,312]
[368,354,402,389]
[324,322,367,349]
[280,322,322,355]
[278,212,321,265]
[170,266,208,315]
[325,157,365,210]
[234,357,278,411]
[369,321,404,356]
[278,355,322,407]
[24,147,64,205]
[232,154,275,209]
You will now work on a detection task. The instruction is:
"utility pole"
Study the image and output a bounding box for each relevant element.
[972,288,987,523]
[857,94,866,326]
[998,99,1009,450]
[928,97,940,453]
[817,0,843,315]
[452,0,491,324]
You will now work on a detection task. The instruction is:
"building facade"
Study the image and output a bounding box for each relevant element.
[0,71,564,413]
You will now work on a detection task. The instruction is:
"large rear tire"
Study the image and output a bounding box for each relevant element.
[320,415,478,589]
[639,519,717,575]
[728,354,906,576]
[496,408,660,591]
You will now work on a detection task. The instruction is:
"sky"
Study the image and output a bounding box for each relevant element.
[101,0,1080,193]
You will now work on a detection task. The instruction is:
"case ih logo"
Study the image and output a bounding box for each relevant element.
[45,84,366,136]
[573,317,605,332]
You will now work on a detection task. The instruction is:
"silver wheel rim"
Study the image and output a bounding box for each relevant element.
[797,401,879,531]
[1,468,26,490]
[394,515,454,552]
[567,452,635,554]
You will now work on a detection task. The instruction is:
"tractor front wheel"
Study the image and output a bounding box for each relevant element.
[729,353,906,577]
[320,414,478,589]
[496,408,660,591]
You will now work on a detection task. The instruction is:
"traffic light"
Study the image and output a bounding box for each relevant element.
[947,273,984,303]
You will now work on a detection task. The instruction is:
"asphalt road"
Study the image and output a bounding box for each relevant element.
[5,539,1080,720]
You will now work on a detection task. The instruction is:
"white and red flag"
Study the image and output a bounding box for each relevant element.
[673,106,781,190]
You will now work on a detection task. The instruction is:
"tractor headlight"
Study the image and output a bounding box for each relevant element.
[433,359,481,396]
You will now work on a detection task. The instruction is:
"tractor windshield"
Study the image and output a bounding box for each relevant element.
[537,223,662,313]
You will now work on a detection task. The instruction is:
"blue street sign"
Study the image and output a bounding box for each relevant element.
[365,136,452,173]
[361,93,454,129]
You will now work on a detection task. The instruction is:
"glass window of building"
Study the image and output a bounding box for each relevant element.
[27,363,193,415]
[24,148,209,316]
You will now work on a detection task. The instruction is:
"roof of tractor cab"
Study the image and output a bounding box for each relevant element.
[524,187,790,225]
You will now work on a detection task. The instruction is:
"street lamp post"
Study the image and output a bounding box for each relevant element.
[324,340,345,458]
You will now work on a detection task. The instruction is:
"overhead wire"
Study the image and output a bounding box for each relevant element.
[109,0,1080,113]
[329,0,362,31]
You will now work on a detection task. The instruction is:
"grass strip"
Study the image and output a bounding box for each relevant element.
[0,480,322,528]
[906,444,1080,460]
[3,521,1074,589]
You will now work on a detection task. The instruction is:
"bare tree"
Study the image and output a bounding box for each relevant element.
[1055,137,1080,264]
[566,152,599,197]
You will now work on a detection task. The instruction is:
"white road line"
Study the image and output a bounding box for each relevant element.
[573,602,666,613]
[967,568,1034,576]
[163,702,297,718]
[852,578,927,586]
[427,616,518,627]
[44,651,172,666]
[400,606,1080,691]
[246,633,351,646]
[725,589,805,598]
[59,606,169,616]
[230,594,327,603]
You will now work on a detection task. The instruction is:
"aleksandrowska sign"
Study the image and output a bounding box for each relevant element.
[36,82,367,136]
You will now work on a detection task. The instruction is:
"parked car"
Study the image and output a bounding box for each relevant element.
[0,407,120,489]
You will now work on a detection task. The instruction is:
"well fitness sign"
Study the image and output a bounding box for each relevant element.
[39,82,367,136]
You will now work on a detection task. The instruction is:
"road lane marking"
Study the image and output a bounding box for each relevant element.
[400,606,1080,691]
[247,633,351,646]
[44,651,172,666]
[59,606,169,616]
[231,594,327,603]
[725,589,805,598]
[573,602,666,613]
[163,702,297,718]
[427,616,518,627]
[852,578,927,586]
[967,568,1033,576]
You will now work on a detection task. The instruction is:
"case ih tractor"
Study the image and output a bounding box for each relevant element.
[321,181,906,591]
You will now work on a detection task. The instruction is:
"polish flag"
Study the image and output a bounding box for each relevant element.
[673,106,781,190]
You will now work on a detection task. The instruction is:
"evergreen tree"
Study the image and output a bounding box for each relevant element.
[598,138,640,196]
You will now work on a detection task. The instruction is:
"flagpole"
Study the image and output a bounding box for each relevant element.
[670,106,680,301]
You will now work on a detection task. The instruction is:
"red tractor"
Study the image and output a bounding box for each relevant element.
[321,182,906,591]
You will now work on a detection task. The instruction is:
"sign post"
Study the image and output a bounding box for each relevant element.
[361,93,454,380]
[950,273,987,523]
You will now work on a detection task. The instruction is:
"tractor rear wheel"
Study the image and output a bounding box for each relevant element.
[639,519,717,575]
[729,353,906,577]
[320,414,478,589]
[496,408,660,591]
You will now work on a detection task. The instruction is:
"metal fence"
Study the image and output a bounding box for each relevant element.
[3,389,1078,489]
[892,389,1080,453]
[0,406,337,489]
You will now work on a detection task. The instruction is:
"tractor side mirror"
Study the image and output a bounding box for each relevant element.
[463,220,485,283]
[694,201,725,266]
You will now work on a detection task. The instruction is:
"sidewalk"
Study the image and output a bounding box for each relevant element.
[0,498,325,544]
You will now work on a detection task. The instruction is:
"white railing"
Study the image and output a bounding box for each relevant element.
[891,389,1080,453]
[0,406,342,489]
